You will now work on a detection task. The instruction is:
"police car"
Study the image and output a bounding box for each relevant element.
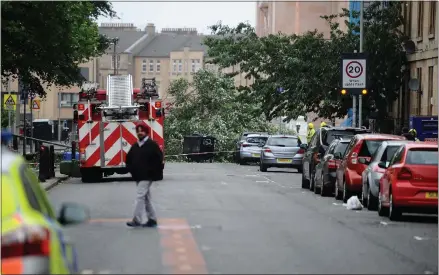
[1,131,89,274]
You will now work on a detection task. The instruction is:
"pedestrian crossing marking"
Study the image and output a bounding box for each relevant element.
[3,94,16,110]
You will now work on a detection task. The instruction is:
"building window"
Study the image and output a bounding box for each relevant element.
[173,60,177,72]
[177,60,182,72]
[156,60,161,72]
[429,2,436,36]
[111,55,121,69]
[60,93,79,108]
[428,66,434,115]
[416,67,422,115]
[191,59,201,72]
[417,2,424,39]
[149,60,154,72]
[142,59,147,72]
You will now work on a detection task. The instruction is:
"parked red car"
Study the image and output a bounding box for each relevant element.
[377,143,438,220]
[335,134,405,202]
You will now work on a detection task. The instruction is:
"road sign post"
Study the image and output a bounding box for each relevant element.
[341,52,367,127]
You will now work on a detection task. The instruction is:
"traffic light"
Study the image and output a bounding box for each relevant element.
[341,89,347,95]
[362,89,367,95]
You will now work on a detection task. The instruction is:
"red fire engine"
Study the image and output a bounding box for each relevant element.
[76,76,164,182]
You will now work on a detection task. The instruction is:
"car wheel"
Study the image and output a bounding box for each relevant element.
[367,188,378,211]
[309,169,316,191]
[342,179,352,203]
[260,163,268,172]
[320,174,328,197]
[297,166,303,173]
[377,189,388,217]
[314,175,321,194]
[388,192,402,221]
[361,184,368,208]
[334,180,342,200]
[301,168,310,189]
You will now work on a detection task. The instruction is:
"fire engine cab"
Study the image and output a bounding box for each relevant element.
[76,75,165,182]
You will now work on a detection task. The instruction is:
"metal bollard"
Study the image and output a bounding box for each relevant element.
[72,141,76,162]
[34,140,39,153]
[38,145,49,182]
[13,136,18,150]
[49,145,55,178]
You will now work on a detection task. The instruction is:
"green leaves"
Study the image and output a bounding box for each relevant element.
[203,2,407,122]
[164,70,275,161]
[1,1,116,97]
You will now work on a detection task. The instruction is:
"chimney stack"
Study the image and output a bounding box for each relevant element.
[146,23,156,36]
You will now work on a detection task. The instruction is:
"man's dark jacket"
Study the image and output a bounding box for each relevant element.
[126,138,163,182]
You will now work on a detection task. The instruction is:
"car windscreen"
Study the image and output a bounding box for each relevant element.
[267,137,299,147]
[406,149,438,165]
[246,136,268,144]
[323,130,364,146]
[358,140,386,157]
[380,145,401,162]
[334,142,349,154]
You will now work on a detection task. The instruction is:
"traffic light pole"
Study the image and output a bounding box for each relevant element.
[358,1,364,128]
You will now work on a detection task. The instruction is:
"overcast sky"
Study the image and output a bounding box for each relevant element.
[97,1,256,34]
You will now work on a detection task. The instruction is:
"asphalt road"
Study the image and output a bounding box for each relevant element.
[48,163,438,274]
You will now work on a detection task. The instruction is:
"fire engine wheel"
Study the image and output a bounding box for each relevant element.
[81,168,102,183]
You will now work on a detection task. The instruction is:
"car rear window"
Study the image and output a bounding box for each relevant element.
[246,136,268,144]
[380,145,400,162]
[335,142,349,154]
[267,137,299,147]
[323,130,366,145]
[406,149,438,165]
[358,140,386,157]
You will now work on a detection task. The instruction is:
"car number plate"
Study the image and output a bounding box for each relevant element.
[252,153,260,157]
[277,159,292,163]
[425,192,438,198]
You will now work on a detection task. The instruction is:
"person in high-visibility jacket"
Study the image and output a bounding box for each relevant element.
[307,123,316,143]
[320,121,329,128]
[409,129,420,142]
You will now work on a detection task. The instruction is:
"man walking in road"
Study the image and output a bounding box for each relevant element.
[126,124,163,228]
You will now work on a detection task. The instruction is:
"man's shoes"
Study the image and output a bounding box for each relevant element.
[126,219,143,227]
[143,219,158,228]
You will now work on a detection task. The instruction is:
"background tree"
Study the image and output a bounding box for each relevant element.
[1,1,116,97]
[164,70,275,162]
[203,1,407,123]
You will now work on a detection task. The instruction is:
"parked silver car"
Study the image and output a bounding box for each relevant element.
[259,135,303,172]
[238,134,268,165]
[360,140,414,210]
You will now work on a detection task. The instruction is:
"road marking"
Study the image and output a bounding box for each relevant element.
[159,218,208,274]
[414,236,430,241]
[80,270,94,274]
[332,203,341,206]
[220,181,228,185]
[256,180,269,183]
[379,221,388,226]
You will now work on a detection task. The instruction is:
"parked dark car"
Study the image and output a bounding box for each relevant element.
[301,126,370,190]
[313,139,351,196]
[360,140,413,210]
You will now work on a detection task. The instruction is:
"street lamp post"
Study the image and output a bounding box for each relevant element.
[358,1,364,128]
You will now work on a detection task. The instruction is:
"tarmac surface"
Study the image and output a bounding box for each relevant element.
[48,162,438,274]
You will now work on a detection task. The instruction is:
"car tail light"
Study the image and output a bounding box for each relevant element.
[2,225,50,259]
[264,148,272,153]
[397,167,412,180]
[350,141,363,164]
[328,159,336,169]
[241,144,250,148]
[297,148,305,154]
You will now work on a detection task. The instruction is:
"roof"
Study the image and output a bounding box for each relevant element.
[136,33,208,57]
[325,126,371,132]
[381,140,414,146]
[356,134,404,140]
[404,143,438,149]
[269,135,298,138]
[246,134,268,138]
[98,28,147,53]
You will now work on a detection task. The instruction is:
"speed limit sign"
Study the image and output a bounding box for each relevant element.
[341,53,367,90]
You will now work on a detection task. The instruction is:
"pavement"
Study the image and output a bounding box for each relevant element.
[41,171,69,191]
[47,163,438,274]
